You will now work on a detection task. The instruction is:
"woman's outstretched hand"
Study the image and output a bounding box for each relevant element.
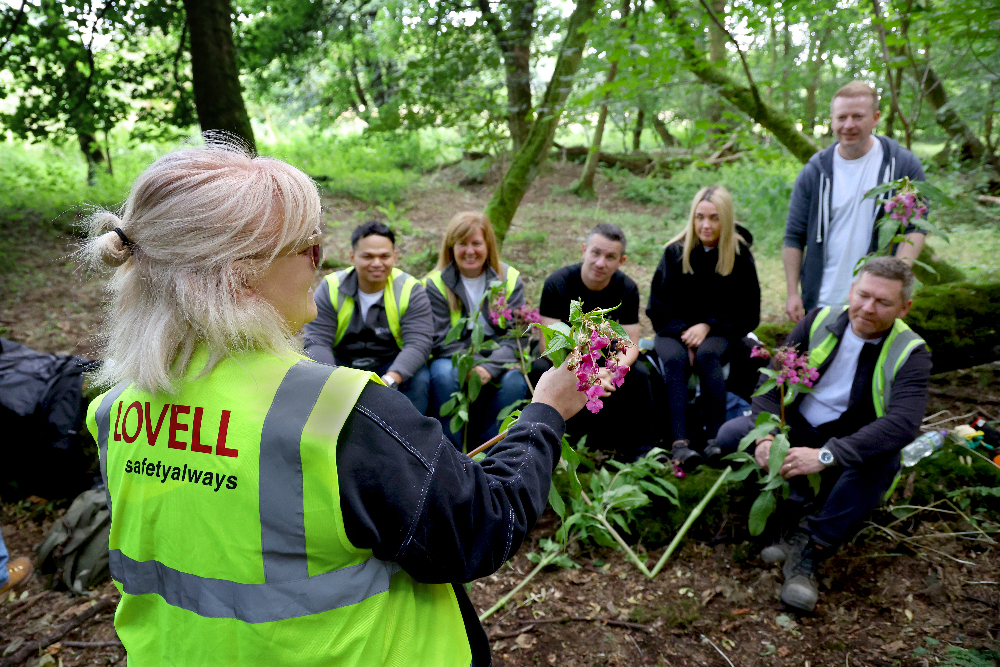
[533,363,588,422]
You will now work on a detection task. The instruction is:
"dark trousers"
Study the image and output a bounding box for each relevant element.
[654,335,730,443]
[530,358,659,461]
[716,414,899,548]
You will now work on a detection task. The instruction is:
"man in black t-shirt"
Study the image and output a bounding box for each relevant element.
[537,224,658,460]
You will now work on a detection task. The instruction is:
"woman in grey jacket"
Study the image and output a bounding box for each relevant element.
[425,212,528,449]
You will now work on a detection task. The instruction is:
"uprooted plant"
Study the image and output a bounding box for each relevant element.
[723,345,821,536]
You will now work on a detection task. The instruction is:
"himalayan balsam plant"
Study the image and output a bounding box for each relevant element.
[861,176,950,275]
[723,345,822,535]
[531,300,632,414]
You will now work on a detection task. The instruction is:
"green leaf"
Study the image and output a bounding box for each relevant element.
[807,473,822,496]
[444,320,466,344]
[767,433,790,479]
[752,378,778,398]
[480,340,499,351]
[468,370,483,402]
[548,483,566,518]
[499,410,521,433]
[725,463,757,482]
[471,322,484,349]
[440,396,457,417]
[568,299,583,324]
[738,421,777,452]
[449,414,464,434]
[761,475,787,491]
[607,320,629,340]
[748,490,777,536]
[783,383,799,405]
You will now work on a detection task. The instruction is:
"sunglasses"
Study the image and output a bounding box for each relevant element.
[291,231,324,269]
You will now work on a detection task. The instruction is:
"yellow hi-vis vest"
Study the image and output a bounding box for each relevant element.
[424,264,520,327]
[325,267,419,349]
[86,352,471,667]
[807,306,926,418]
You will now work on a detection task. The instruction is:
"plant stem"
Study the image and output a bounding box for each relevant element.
[779,385,786,427]
[648,466,732,579]
[478,548,562,622]
[592,512,653,577]
[468,429,510,457]
[515,337,535,397]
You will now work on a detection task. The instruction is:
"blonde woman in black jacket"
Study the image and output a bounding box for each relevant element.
[646,185,761,469]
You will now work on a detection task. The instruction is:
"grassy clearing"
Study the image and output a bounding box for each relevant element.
[1,134,997,334]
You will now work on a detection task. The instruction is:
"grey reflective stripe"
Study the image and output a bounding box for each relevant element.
[808,306,840,350]
[110,549,401,623]
[259,360,334,583]
[880,328,924,409]
[96,381,131,515]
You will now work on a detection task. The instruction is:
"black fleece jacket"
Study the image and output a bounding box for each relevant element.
[646,225,761,341]
[337,384,566,666]
[751,307,932,467]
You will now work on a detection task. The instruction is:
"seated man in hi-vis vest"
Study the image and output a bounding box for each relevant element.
[82,141,588,667]
[303,221,434,414]
[715,256,931,612]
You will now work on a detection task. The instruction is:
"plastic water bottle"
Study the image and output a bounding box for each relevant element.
[900,430,947,467]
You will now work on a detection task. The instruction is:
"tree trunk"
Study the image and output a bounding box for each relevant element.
[477,0,535,152]
[571,88,614,197]
[572,0,629,200]
[648,109,679,146]
[633,109,645,151]
[918,65,1000,173]
[484,0,600,244]
[802,27,830,137]
[182,0,255,151]
[655,0,820,164]
[705,0,727,141]
[77,131,106,186]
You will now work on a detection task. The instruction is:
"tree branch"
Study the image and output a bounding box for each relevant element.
[695,0,760,107]
[0,0,28,56]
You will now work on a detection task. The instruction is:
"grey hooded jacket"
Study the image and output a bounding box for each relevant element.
[784,135,926,311]
[425,262,526,381]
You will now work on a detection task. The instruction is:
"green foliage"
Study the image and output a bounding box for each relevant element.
[937,647,999,667]
[263,132,435,204]
[610,156,801,255]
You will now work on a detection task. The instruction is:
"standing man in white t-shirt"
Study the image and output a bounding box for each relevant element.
[783,81,927,321]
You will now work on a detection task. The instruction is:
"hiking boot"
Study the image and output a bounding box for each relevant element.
[671,440,703,473]
[0,557,33,594]
[780,541,829,613]
[761,531,808,564]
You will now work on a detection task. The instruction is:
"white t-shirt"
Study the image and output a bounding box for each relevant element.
[356,288,384,324]
[460,274,487,329]
[800,324,882,427]
[818,140,884,308]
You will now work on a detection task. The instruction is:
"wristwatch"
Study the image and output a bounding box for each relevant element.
[817,446,836,467]
[381,375,398,390]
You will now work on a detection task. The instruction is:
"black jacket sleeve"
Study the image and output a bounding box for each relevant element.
[336,383,565,583]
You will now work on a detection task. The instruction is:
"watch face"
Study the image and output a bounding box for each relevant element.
[819,449,834,465]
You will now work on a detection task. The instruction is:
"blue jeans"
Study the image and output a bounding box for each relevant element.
[0,525,9,589]
[376,361,431,415]
[429,358,528,449]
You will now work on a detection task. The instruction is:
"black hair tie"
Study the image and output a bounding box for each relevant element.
[113,227,134,249]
